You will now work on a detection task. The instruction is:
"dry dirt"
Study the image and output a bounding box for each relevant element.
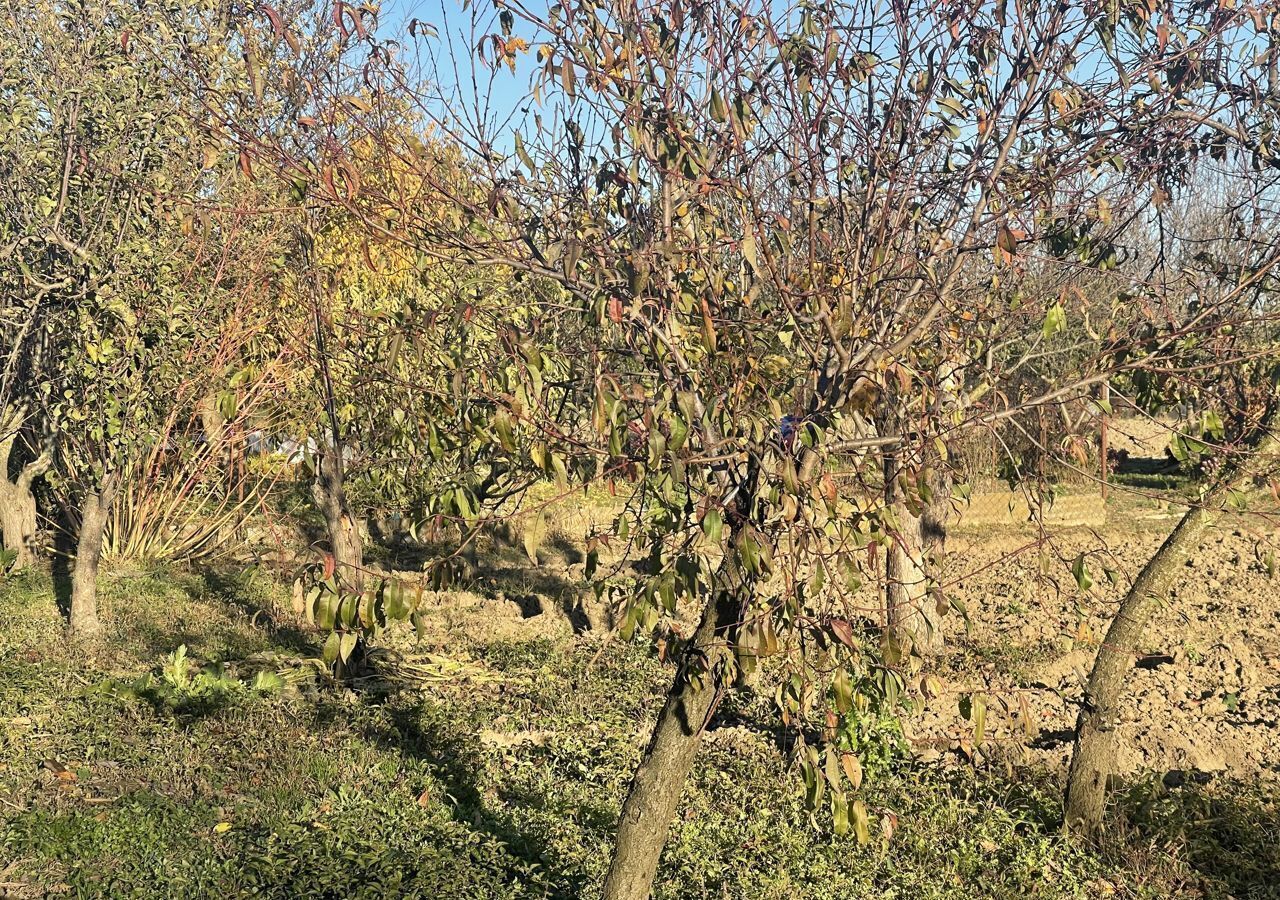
[913,504,1280,782]
[364,476,1280,788]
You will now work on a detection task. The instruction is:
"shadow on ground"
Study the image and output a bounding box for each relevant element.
[358,699,593,898]
[1110,774,1280,898]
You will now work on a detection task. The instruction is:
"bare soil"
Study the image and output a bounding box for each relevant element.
[913,499,1280,783]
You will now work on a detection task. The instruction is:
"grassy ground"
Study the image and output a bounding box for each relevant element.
[1,566,1277,899]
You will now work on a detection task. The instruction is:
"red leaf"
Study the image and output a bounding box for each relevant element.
[262,5,285,40]
[336,158,360,198]
[830,617,855,648]
[322,553,335,580]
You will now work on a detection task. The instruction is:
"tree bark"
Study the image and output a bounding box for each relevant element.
[312,441,363,592]
[884,447,942,653]
[921,449,952,563]
[602,550,751,900]
[69,484,113,638]
[1063,434,1274,833]
[0,435,50,571]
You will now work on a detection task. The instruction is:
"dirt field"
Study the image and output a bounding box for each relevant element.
[914,496,1280,782]
[386,479,1280,791]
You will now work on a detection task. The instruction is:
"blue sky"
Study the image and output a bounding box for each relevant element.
[377,0,542,130]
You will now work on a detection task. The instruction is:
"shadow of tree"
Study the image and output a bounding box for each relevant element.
[359,699,592,898]
[50,511,74,620]
[1111,775,1280,898]
[198,567,316,655]
[370,518,608,634]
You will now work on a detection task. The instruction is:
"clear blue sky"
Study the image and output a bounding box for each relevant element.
[377,0,542,134]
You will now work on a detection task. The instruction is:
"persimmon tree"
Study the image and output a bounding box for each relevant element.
[377,1,1280,893]
[1063,179,1280,832]
[169,4,554,673]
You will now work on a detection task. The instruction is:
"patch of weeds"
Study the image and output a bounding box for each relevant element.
[105,645,288,720]
[961,635,1057,683]
[999,598,1029,616]
[1179,640,1205,665]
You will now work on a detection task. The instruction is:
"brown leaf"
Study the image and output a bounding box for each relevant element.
[996,224,1019,255]
[840,753,863,790]
[263,5,285,39]
[336,159,361,198]
[561,57,576,98]
[830,617,855,648]
[821,473,838,504]
[40,759,69,779]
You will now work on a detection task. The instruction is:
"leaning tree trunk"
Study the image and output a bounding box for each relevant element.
[602,548,752,900]
[312,442,363,592]
[0,440,50,571]
[884,447,942,654]
[1063,434,1273,832]
[69,485,114,638]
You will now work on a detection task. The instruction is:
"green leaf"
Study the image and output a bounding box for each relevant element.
[514,131,534,174]
[494,410,517,452]
[317,593,338,631]
[701,507,723,543]
[668,412,689,452]
[832,792,850,836]
[1072,553,1093,592]
[832,667,853,714]
[339,632,358,663]
[709,87,727,123]
[385,580,410,620]
[523,513,545,563]
[322,631,340,664]
[851,798,871,845]
[1202,409,1225,440]
[1043,302,1066,340]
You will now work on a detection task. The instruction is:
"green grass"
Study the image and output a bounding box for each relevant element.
[0,568,1276,898]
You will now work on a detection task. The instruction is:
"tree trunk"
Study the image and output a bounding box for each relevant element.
[0,458,50,572]
[312,442,363,592]
[0,406,50,570]
[1063,435,1273,832]
[884,448,942,653]
[921,449,952,563]
[69,486,113,638]
[602,551,751,900]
